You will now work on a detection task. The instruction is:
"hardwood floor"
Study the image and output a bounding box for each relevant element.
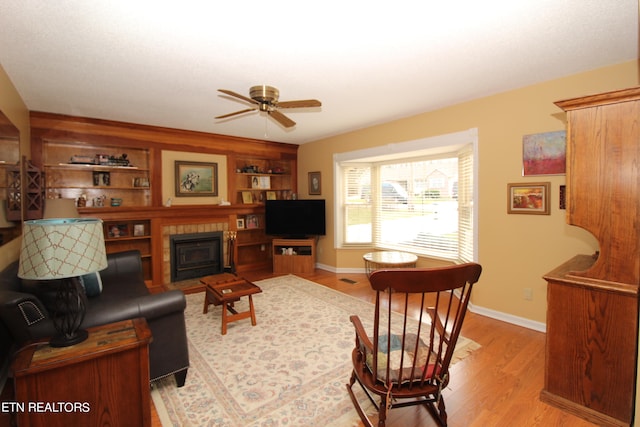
[151,268,596,427]
[0,268,594,427]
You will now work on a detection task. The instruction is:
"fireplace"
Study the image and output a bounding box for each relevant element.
[170,231,224,282]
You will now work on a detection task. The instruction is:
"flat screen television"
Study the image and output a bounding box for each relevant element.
[265,199,326,238]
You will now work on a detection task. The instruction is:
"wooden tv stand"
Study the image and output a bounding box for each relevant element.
[272,237,316,274]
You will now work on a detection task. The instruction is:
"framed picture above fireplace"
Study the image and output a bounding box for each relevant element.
[175,161,218,197]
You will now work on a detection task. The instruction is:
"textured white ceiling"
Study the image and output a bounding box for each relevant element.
[0,1,637,144]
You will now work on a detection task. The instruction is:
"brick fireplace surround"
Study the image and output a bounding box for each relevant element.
[77,205,263,286]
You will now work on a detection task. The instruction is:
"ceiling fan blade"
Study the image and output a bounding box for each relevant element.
[218,89,258,105]
[277,99,322,109]
[269,110,296,128]
[215,108,256,119]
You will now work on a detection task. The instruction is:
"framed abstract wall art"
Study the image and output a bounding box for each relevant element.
[507,182,550,215]
[522,130,566,176]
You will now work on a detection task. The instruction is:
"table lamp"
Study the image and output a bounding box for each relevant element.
[43,198,80,219]
[18,218,107,347]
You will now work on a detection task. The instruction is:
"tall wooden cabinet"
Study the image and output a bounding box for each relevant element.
[541,87,640,426]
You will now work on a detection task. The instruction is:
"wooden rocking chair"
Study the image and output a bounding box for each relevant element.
[346,263,482,427]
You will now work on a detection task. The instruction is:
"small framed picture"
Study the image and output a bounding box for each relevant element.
[246,214,259,229]
[236,218,245,229]
[266,191,276,200]
[251,176,261,189]
[242,191,253,204]
[250,176,271,189]
[507,182,550,215]
[259,176,271,189]
[308,171,321,195]
[559,185,566,210]
[133,223,145,237]
[108,224,129,238]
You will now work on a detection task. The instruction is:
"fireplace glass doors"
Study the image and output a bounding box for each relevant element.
[170,232,224,282]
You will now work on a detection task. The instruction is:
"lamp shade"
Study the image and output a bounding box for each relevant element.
[43,198,80,219]
[18,218,107,280]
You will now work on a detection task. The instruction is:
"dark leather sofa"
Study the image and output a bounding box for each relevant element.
[0,249,189,387]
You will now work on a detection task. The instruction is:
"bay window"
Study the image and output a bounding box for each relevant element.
[334,129,478,263]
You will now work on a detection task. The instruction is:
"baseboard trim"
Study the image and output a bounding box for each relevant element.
[468,303,546,333]
[318,264,547,333]
[316,263,361,274]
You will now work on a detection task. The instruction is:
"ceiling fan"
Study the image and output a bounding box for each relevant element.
[215,85,321,128]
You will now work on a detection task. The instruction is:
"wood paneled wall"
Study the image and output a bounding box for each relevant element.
[29,112,299,284]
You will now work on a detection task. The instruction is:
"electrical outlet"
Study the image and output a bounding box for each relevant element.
[523,288,533,301]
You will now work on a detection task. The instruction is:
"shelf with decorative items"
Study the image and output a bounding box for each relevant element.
[42,141,151,208]
[231,212,272,271]
[234,158,295,205]
[102,218,152,280]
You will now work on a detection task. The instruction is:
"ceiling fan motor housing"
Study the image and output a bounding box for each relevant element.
[250,85,279,111]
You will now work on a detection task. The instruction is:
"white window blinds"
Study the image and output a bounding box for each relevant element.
[457,145,474,263]
[343,165,372,244]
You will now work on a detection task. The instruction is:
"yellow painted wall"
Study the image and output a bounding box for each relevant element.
[298,60,639,323]
[0,64,30,269]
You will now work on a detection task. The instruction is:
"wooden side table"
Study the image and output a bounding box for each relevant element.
[363,251,418,277]
[11,318,152,427]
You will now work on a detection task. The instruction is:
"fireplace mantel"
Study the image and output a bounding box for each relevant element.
[78,204,266,285]
[78,204,262,221]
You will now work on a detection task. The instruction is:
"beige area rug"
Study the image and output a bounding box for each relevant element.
[151,275,480,427]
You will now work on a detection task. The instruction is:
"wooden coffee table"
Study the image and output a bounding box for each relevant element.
[201,275,262,335]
